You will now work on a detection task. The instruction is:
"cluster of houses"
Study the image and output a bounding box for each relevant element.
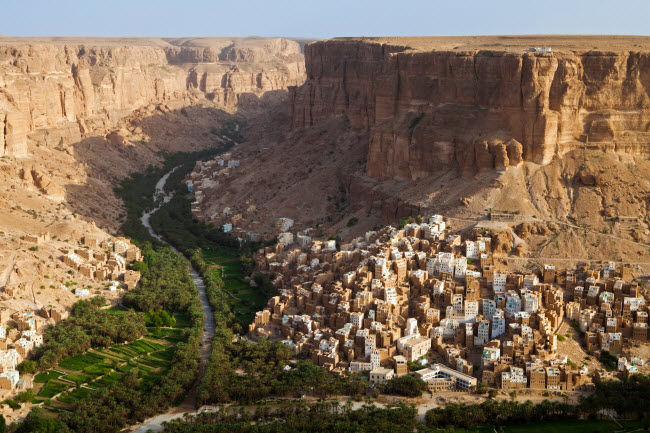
[564,263,647,370]
[1,230,145,396]
[187,154,281,242]
[186,153,243,226]
[0,306,67,394]
[248,215,648,393]
[61,234,142,292]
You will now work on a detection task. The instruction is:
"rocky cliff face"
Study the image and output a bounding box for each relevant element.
[0,38,305,156]
[291,39,650,180]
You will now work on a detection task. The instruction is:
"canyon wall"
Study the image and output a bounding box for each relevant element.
[290,39,650,180]
[0,38,305,156]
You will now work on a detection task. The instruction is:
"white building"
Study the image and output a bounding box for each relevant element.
[482,346,500,366]
[493,272,507,294]
[405,318,419,336]
[275,218,294,232]
[464,300,479,320]
[522,293,539,313]
[349,312,364,328]
[426,258,437,276]
[414,363,477,391]
[483,299,496,320]
[454,257,467,278]
[369,367,394,384]
[278,232,294,247]
[452,294,464,316]
[365,336,376,357]
[523,274,539,289]
[505,291,522,317]
[433,280,445,295]
[465,240,479,260]
[370,349,381,369]
[492,309,506,338]
[624,297,645,311]
[436,252,455,274]
[475,320,490,345]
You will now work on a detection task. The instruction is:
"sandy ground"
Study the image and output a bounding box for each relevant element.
[339,35,650,53]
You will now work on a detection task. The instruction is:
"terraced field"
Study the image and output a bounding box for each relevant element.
[33,313,191,408]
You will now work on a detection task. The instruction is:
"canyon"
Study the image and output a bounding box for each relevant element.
[2,35,650,307]
[0,40,305,421]
[0,33,649,430]
[0,37,305,157]
[195,36,650,265]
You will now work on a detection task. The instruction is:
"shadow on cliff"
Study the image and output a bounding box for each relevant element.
[61,90,291,233]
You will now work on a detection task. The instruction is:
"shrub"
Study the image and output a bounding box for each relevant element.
[474,382,488,394]
[407,361,425,371]
[146,310,176,328]
[382,375,428,397]
[17,360,36,374]
[398,216,415,228]
[15,389,34,403]
[2,399,19,410]
[599,350,618,370]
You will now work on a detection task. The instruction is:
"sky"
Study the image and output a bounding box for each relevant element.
[1,0,649,39]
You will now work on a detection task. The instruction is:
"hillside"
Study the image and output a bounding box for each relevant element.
[0,37,305,364]
[195,36,650,268]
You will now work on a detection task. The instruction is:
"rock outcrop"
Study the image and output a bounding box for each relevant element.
[290,38,650,181]
[0,37,305,156]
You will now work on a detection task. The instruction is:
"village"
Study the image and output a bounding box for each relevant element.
[186,154,648,391]
[184,153,650,395]
[243,215,648,393]
[0,228,142,403]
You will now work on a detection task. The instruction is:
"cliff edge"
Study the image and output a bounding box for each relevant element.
[290,36,650,180]
[0,37,305,156]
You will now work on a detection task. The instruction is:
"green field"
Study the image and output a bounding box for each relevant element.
[203,247,265,325]
[34,334,179,405]
[37,381,70,398]
[63,373,92,385]
[58,352,106,370]
[34,370,63,383]
[56,387,93,404]
[147,327,185,343]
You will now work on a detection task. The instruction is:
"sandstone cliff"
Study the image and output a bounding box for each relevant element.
[290,38,650,180]
[0,37,305,156]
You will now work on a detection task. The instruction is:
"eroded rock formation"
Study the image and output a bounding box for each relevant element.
[290,38,650,180]
[0,37,305,156]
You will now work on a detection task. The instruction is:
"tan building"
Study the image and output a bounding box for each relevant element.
[369,367,395,384]
[398,336,431,362]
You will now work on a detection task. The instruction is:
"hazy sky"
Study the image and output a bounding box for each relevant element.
[2,0,649,38]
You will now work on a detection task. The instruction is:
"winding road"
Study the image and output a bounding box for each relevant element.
[131,167,216,432]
